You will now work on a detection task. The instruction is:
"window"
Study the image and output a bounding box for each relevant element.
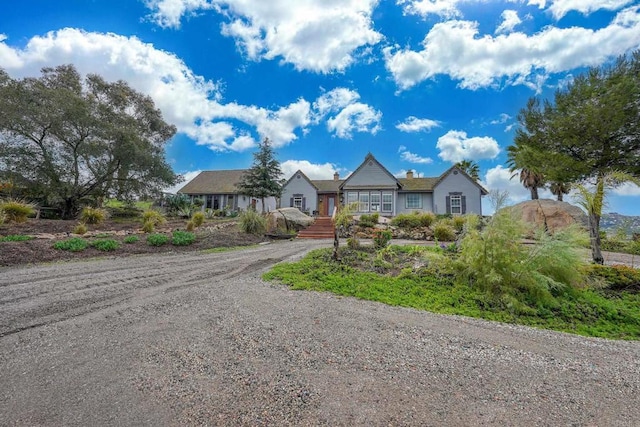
[382,193,393,212]
[370,192,381,212]
[450,195,462,215]
[347,192,358,206]
[358,193,369,212]
[406,193,422,209]
[227,195,233,208]
[293,196,303,210]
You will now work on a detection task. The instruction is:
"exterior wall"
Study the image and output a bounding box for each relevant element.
[396,192,434,215]
[433,171,482,215]
[236,195,277,212]
[281,173,318,213]
[342,160,397,188]
[342,189,397,216]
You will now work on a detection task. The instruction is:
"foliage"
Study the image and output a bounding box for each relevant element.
[390,211,435,229]
[107,205,143,219]
[172,230,196,246]
[263,247,640,339]
[92,239,120,251]
[0,234,34,242]
[142,209,166,226]
[239,209,267,235]
[358,213,379,228]
[53,237,88,252]
[346,237,360,249]
[452,215,466,232]
[141,221,155,233]
[165,194,192,217]
[186,220,195,231]
[588,264,640,292]
[373,229,392,249]
[0,208,6,225]
[79,207,107,225]
[601,238,640,256]
[0,198,35,223]
[236,138,284,213]
[73,223,88,235]
[433,220,456,242]
[191,211,205,227]
[334,202,357,230]
[146,233,169,246]
[204,208,217,219]
[455,160,480,181]
[0,65,179,219]
[123,235,139,244]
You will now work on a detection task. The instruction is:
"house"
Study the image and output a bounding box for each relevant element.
[177,169,277,212]
[281,153,487,216]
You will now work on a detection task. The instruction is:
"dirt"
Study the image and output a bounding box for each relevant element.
[0,218,267,267]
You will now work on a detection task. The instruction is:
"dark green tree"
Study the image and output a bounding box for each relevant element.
[506,139,546,200]
[455,160,480,181]
[510,51,640,263]
[237,137,284,213]
[0,65,179,218]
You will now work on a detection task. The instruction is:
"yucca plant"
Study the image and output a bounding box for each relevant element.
[0,198,35,223]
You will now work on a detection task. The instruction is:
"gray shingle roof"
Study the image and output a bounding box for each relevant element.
[177,170,247,194]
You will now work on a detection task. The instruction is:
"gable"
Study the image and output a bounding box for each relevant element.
[434,167,488,195]
[341,154,399,189]
[282,170,318,195]
[177,170,246,194]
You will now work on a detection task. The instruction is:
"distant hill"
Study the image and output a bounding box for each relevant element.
[600,213,640,234]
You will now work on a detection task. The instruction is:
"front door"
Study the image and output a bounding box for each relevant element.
[327,195,336,216]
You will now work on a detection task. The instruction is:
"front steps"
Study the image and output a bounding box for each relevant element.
[297,217,335,239]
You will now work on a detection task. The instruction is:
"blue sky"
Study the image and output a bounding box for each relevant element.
[2,0,640,215]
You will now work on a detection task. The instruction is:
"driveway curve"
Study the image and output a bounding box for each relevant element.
[1,240,639,426]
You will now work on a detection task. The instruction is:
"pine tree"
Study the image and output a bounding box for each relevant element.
[237,138,284,213]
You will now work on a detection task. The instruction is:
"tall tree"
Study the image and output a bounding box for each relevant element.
[455,160,480,181]
[0,65,179,218]
[549,181,571,202]
[506,140,545,200]
[510,51,640,263]
[237,138,284,213]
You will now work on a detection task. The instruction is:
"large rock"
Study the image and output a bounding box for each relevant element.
[508,199,588,234]
[266,208,315,232]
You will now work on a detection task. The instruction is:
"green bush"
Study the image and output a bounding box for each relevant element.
[92,239,120,251]
[239,209,267,235]
[142,221,155,233]
[0,234,34,242]
[452,215,466,232]
[73,223,88,235]
[359,213,379,228]
[0,199,35,223]
[53,237,88,252]
[79,207,107,225]
[433,221,456,242]
[390,211,435,229]
[146,233,169,246]
[373,229,392,249]
[172,230,196,246]
[123,235,139,244]
[106,205,143,219]
[186,220,195,231]
[191,211,205,227]
[142,209,166,227]
[588,264,640,292]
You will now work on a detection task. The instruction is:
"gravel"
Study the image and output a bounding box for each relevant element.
[1,240,639,426]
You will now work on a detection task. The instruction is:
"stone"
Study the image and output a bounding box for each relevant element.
[266,208,315,233]
[507,199,588,235]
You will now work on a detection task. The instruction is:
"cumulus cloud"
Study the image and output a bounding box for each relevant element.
[612,182,640,196]
[397,0,465,18]
[496,10,522,34]
[281,160,340,180]
[436,130,500,162]
[384,6,640,90]
[313,88,382,139]
[0,29,312,151]
[490,113,512,125]
[398,145,434,164]
[145,0,382,73]
[396,116,441,132]
[480,165,555,213]
[547,0,634,20]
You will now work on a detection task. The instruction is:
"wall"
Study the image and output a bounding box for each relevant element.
[433,171,483,215]
[281,173,318,213]
[396,192,435,215]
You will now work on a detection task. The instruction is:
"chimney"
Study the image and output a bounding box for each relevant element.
[406,170,414,179]
[333,172,340,181]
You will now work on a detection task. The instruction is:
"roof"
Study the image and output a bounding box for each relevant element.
[177,169,247,194]
[397,177,439,191]
[312,179,344,193]
[435,166,489,195]
[340,153,401,190]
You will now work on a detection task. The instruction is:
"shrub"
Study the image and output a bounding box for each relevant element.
[452,215,466,232]
[53,237,88,252]
[204,208,216,219]
[0,234,34,242]
[373,229,392,249]
[79,207,107,225]
[142,209,166,227]
[172,230,196,246]
[191,211,205,227]
[588,264,640,292]
[0,209,6,225]
[92,239,120,251]
[141,221,155,233]
[359,213,379,228]
[239,209,267,235]
[123,235,139,244]
[146,233,169,246]
[390,211,435,229]
[347,237,360,249]
[433,221,456,241]
[73,223,88,235]
[107,205,143,219]
[0,199,35,223]
[186,220,195,231]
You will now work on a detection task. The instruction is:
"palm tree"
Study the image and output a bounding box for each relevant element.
[507,143,545,200]
[549,181,571,201]
[455,160,480,181]
[519,168,544,200]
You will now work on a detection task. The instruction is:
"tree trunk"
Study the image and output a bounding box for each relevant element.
[332,228,339,261]
[530,187,539,200]
[61,197,79,220]
[261,197,266,214]
[589,212,604,264]
[557,193,563,202]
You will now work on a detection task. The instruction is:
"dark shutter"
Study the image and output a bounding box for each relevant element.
[302,197,306,211]
[461,196,467,214]
[446,196,451,214]
[290,198,294,207]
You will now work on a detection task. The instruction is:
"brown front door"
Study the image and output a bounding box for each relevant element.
[319,195,336,216]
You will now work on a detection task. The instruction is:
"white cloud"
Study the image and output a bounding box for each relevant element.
[394,169,425,178]
[397,0,464,18]
[0,29,311,151]
[313,88,382,139]
[436,130,500,162]
[145,0,382,73]
[548,0,634,20]
[480,165,554,214]
[398,146,433,164]
[384,6,640,90]
[496,10,522,34]
[281,160,340,180]
[490,113,511,125]
[613,182,640,196]
[396,116,441,132]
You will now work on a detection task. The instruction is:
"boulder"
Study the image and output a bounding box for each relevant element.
[507,199,588,235]
[266,208,315,233]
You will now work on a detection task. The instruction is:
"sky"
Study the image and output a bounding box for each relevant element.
[2,0,640,215]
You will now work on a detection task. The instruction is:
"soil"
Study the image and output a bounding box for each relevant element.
[0,218,267,267]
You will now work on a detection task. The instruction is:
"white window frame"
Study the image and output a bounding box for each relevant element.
[347,192,358,207]
[406,193,422,209]
[293,196,303,210]
[358,192,369,212]
[370,192,381,212]
[450,195,462,215]
[382,192,393,212]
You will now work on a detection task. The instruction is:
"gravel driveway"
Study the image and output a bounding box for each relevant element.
[1,240,639,426]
